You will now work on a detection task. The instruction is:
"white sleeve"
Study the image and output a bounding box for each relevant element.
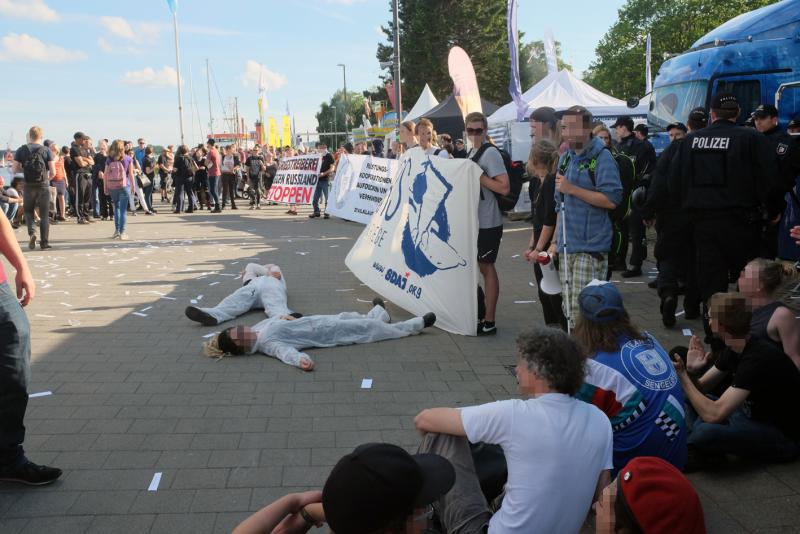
[459,400,514,446]
[262,340,310,368]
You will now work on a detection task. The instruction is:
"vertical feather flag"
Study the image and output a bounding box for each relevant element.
[645,33,653,94]
[166,0,178,14]
[282,116,292,147]
[544,28,558,76]
[269,118,277,148]
[448,47,482,121]
[507,0,528,122]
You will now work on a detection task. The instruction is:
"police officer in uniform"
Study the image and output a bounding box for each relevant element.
[752,103,799,258]
[670,93,778,342]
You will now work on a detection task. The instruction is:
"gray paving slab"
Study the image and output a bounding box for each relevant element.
[0,202,797,532]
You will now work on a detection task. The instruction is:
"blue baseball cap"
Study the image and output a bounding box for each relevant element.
[579,280,625,323]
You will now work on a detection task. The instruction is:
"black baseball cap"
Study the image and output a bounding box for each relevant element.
[788,113,800,129]
[711,92,739,110]
[530,106,558,124]
[752,104,778,118]
[688,107,708,124]
[611,116,635,131]
[633,124,649,135]
[666,122,688,133]
[322,443,455,534]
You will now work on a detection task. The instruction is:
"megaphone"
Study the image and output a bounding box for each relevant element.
[536,252,562,295]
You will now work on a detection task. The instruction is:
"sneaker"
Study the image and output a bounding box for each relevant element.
[185,306,218,326]
[119,233,130,241]
[40,244,52,250]
[323,214,330,219]
[621,267,642,278]
[77,219,88,224]
[28,235,36,250]
[249,205,255,210]
[661,295,677,328]
[211,208,221,213]
[423,312,437,328]
[477,321,497,336]
[111,231,120,239]
[309,213,320,218]
[0,459,62,486]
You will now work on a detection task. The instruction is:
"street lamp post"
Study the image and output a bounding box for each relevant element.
[392,0,403,119]
[337,64,348,140]
[333,107,338,148]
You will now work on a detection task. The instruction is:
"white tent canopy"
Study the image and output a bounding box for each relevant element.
[488,69,648,125]
[405,84,440,122]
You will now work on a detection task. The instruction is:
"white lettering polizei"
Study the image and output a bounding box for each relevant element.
[691,137,730,150]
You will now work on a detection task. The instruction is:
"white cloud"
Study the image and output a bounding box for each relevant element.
[0,0,59,22]
[0,33,86,63]
[97,37,141,55]
[121,66,179,88]
[241,60,288,91]
[99,16,160,44]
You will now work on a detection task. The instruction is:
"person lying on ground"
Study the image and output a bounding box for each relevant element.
[232,442,455,534]
[413,326,613,533]
[573,280,688,473]
[671,292,800,470]
[185,263,291,326]
[203,298,436,372]
[594,456,706,534]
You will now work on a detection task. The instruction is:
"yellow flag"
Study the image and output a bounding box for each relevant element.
[282,116,292,147]
[269,118,277,147]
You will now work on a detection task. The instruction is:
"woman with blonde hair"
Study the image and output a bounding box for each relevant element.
[592,123,613,149]
[103,139,135,240]
[523,140,567,330]
[415,119,449,158]
[399,120,417,151]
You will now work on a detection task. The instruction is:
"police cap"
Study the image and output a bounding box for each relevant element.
[688,107,708,124]
[711,92,739,110]
[752,104,778,118]
[666,122,688,133]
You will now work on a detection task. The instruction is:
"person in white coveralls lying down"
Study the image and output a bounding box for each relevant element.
[202,298,437,371]
[185,263,292,326]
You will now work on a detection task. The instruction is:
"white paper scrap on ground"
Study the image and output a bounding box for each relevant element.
[361,378,373,389]
[514,300,536,304]
[682,328,692,336]
[675,310,685,317]
[196,295,203,300]
[87,294,100,299]
[529,282,535,287]
[202,332,219,339]
[190,299,197,304]
[335,289,354,292]
[148,472,162,492]
[132,312,148,317]
[29,391,53,398]
[511,254,520,258]
[296,252,309,256]
[35,314,55,318]
[140,306,153,312]
[87,283,100,287]
[209,282,220,286]
[161,296,176,300]
[624,281,645,284]
[218,273,237,277]
[60,302,73,307]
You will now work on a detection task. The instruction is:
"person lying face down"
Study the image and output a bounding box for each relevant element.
[203,298,437,372]
[186,263,292,326]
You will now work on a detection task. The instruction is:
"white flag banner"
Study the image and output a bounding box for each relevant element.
[328,154,400,224]
[544,28,558,76]
[345,148,482,336]
[645,33,653,94]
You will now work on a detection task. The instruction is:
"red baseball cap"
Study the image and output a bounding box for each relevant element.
[620,457,706,534]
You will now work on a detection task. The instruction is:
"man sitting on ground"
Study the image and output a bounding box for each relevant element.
[232,442,455,534]
[414,326,613,533]
[185,263,291,326]
[671,292,800,469]
[203,298,436,371]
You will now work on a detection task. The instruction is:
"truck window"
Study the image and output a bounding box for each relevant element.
[649,81,707,130]
[714,80,761,124]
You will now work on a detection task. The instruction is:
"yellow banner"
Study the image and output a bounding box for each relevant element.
[258,97,266,145]
[282,115,292,147]
[269,118,277,147]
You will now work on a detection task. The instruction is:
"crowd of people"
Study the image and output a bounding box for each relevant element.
[2,93,800,533]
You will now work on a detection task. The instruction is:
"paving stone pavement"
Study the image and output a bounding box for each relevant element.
[1,201,799,533]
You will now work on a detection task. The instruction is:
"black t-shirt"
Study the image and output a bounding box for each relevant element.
[319,152,335,181]
[14,143,53,176]
[528,174,557,246]
[69,145,94,173]
[714,336,800,439]
[142,155,156,178]
[93,153,108,179]
[245,155,265,177]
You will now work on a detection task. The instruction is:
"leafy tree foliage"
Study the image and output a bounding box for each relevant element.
[315,90,365,148]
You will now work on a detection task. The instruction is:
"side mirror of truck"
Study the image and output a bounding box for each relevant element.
[627,97,641,109]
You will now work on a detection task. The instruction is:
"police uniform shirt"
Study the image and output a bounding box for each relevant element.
[671,120,778,212]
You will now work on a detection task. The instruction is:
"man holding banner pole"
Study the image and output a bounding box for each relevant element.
[465,112,510,336]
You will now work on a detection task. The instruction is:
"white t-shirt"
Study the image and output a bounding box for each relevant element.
[422,146,450,159]
[461,394,613,534]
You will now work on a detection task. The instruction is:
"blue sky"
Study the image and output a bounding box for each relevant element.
[0,0,625,148]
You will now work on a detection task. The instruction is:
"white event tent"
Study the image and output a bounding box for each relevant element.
[488,69,648,126]
[405,84,440,122]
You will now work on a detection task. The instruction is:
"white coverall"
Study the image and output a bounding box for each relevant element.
[249,305,425,368]
[200,263,291,324]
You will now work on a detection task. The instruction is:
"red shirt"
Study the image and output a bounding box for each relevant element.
[206,148,222,177]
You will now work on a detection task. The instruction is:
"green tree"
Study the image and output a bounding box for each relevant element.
[315,90,366,148]
[585,0,775,99]
[376,0,565,107]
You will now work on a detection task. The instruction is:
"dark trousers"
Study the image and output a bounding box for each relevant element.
[533,262,567,330]
[221,173,237,208]
[23,184,50,245]
[173,179,186,212]
[75,172,92,221]
[0,282,31,468]
[627,210,647,268]
[655,217,700,311]
[97,180,113,219]
[248,175,261,206]
[611,221,629,269]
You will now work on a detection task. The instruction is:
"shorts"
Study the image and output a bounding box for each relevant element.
[477,225,503,264]
[50,180,66,195]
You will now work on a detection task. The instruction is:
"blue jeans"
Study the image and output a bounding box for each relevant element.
[208,176,221,209]
[0,282,31,467]
[312,180,329,215]
[3,203,18,221]
[688,403,800,461]
[110,187,130,233]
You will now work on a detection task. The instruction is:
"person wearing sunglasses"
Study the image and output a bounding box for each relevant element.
[465,112,510,336]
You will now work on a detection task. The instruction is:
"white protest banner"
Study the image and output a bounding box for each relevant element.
[266,154,322,205]
[328,154,399,224]
[345,147,482,336]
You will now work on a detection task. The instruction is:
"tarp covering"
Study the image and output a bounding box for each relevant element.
[406,84,440,122]
[419,94,500,140]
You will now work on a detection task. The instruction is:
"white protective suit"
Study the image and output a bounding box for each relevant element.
[249,305,425,368]
[200,263,291,323]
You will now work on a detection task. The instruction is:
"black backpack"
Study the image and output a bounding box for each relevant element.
[586,149,635,226]
[22,144,49,185]
[471,143,524,212]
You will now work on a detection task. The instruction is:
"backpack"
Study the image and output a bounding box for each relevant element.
[248,156,263,177]
[561,148,634,226]
[105,160,127,190]
[22,144,49,185]
[471,143,524,212]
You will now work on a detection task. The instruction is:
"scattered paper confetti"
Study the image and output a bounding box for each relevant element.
[675,310,685,317]
[335,289,354,292]
[140,306,153,312]
[511,254,520,258]
[147,472,162,492]
[202,332,219,339]
[514,300,536,304]
[87,294,101,299]
[682,328,692,336]
[160,296,176,301]
[35,314,55,318]
[132,312,148,317]
[29,391,52,398]
[360,378,373,389]
[209,282,220,286]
